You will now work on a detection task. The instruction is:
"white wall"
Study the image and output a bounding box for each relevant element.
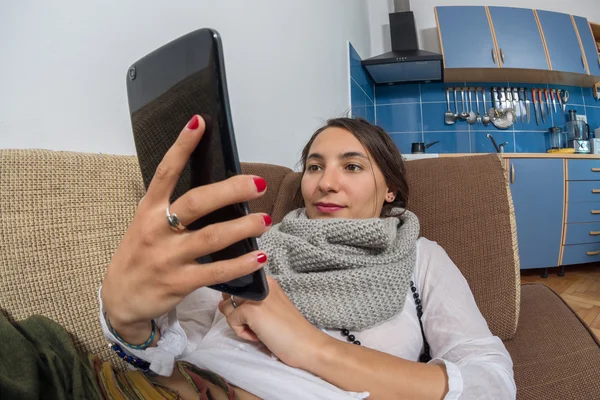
[0,0,371,169]
[368,0,600,55]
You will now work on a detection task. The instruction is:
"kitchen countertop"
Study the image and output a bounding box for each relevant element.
[403,153,600,160]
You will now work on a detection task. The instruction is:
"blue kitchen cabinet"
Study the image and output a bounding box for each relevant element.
[509,158,564,270]
[435,6,498,69]
[487,7,549,70]
[536,10,587,74]
[573,16,600,77]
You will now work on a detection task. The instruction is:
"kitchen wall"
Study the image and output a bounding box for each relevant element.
[349,45,600,154]
[376,82,600,154]
[368,1,600,57]
[0,0,371,169]
[349,44,375,124]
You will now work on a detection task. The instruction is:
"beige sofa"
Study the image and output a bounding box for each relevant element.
[1,149,599,399]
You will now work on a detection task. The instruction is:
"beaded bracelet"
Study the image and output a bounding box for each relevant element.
[109,343,151,371]
[106,316,157,350]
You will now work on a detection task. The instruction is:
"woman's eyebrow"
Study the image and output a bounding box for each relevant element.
[340,151,369,160]
[307,152,369,161]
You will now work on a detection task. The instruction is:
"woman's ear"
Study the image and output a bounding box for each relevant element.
[385,189,396,203]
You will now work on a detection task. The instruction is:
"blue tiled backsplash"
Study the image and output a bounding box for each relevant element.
[349,43,600,154]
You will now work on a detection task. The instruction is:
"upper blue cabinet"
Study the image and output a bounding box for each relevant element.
[435,5,600,84]
[535,10,587,74]
[573,16,600,77]
[488,7,549,70]
[435,6,498,69]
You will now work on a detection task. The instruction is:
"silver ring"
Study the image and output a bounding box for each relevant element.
[231,296,238,309]
[166,205,186,232]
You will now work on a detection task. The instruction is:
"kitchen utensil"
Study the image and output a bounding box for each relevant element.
[538,88,546,123]
[513,88,520,122]
[556,89,563,111]
[488,106,516,130]
[532,88,540,126]
[487,133,509,153]
[482,88,491,126]
[492,87,499,108]
[411,141,440,154]
[460,89,468,120]
[475,88,482,124]
[566,110,592,153]
[591,138,600,155]
[551,89,557,113]
[453,88,459,119]
[547,127,567,151]
[444,88,456,125]
[523,88,530,123]
[467,88,477,124]
[499,87,506,109]
[561,90,569,112]
[518,88,525,123]
[544,89,552,117]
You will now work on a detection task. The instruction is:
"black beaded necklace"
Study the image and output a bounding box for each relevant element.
[340,280,432,363]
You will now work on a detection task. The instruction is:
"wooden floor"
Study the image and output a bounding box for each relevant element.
[521,264,600,339]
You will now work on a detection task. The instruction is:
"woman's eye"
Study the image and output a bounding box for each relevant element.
[307,165,322,172]
[346,164,362,172]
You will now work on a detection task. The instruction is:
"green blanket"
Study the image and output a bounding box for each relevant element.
[0,311,102,400]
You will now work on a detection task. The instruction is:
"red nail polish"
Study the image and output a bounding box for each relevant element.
[263,215,272,226]
[257,253,268,264]
[187,115,199,130]
[253,177,267,193]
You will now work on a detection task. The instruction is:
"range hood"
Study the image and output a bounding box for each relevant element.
[362,11,443,85]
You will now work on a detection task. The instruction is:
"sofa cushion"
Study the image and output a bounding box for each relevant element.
[264,154,520,340]
[0,149,144,368]
[505,284,600,400]
[241,163,293,217]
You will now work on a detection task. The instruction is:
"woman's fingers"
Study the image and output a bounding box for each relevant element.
[168,174,268,228]
[179,213,271,261]
[145,115,206,204]
[178,250,268,293]
[218,299,259,342]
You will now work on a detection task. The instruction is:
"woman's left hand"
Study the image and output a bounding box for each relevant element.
[218,276,330,369]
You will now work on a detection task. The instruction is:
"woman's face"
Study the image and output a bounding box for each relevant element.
[301,127,395,220]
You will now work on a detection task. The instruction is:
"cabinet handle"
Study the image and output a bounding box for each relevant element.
[500,48,505,63]
[587,250,600,256]
[590,231,600,236]
[491,48,496,64]
[593,189,600,193]
[592,168,600,172]
[592,210,600,214]
[511,164,515,184]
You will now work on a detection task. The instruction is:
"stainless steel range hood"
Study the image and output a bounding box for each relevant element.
[362,11,443,85]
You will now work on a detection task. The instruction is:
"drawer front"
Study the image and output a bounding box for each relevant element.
[568,181,600,203]
[564,223,600,245]
[562,243,600,265]
[567,159,600,181]
[567,203,600,223]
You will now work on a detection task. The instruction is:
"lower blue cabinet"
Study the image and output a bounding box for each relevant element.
[509,158,564,269]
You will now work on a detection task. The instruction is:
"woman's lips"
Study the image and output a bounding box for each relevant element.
[316,204,345,213]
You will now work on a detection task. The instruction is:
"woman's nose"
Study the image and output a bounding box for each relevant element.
[318,168,340,192]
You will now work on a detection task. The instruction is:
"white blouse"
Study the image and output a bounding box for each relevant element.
[99,238,516,399]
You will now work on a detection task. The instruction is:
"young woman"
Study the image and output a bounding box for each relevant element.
[100,116,516,399]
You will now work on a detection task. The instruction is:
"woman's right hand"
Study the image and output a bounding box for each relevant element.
[100,115,271,342]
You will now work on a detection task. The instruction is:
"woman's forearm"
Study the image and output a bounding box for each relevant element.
[108,316,161,348]
[303,335,448,400]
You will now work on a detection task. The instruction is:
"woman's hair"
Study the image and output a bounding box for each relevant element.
[294,117,409,217]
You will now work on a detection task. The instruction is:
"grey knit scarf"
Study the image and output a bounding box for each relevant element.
[258,208,420,331]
